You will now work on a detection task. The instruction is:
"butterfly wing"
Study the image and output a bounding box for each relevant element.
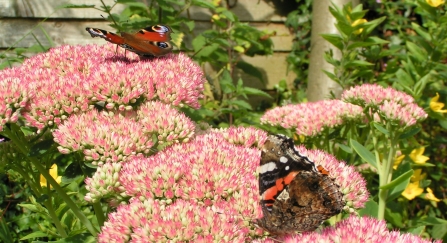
[133,25,172,42]
[120,32,172,57]
[86,25,173,57]
[85,27,125,45]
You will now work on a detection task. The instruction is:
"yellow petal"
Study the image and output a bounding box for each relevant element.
[40,174,47,187]
[352,19,368,35]
[426,0,445,7]
[409,147,429,164]
[401,181,424,200]
[393,154,405,170]
[40,164,61,188]
[430,93,447,113]
[425,188,441,202]
[411,169,426,182]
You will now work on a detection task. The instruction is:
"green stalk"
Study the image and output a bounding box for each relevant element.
[3,126,98,236]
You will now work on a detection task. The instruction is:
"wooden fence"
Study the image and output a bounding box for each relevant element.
[0,0,296,89]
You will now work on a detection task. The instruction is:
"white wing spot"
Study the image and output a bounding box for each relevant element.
[280,156,288,163]
[285,165,289,171]
[260,162,277,174]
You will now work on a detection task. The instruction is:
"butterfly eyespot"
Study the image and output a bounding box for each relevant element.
[157,42,170,48]
[151,25,171,33]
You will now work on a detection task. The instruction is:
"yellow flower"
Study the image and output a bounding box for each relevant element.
[402,181,424,200]
[410,169,426,182]
[393,154,405,170]
[430,93,447,113]
[409,147,429,164]
[425,188,441,202]
[40,164,62,188]
[352,19,367,34]
[426,0,445,7]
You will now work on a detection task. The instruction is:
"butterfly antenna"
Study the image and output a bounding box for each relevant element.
[158,6,162,23]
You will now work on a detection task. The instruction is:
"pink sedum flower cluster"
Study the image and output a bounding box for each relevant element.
[342,83,415,107]
[219,126,268,148]
[257,216,441,243]
[0,68,32,131]
[98,198,245,243]
[84,162,124,203]
[137,101,195,145]
[119,132,261,204]
[342,84,427,128]
[296,146,369,210]
[0,43,205,132]
[53,109,153,166]
[260,100,364,137]
[97,127,370,241]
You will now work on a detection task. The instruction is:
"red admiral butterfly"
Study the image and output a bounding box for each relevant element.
[254,134,345,235]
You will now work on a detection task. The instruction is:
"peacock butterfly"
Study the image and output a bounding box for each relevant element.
[85,25,173,57]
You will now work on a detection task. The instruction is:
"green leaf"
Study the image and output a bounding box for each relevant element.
[345,60,374,68]
[337,143,352,153]
[362,16,386,35]
[226,100,253,110]
[220,70,234,93]
[418,217,447,225]
[380,170,413,190]
[192,0,215,9]
[411,23,431,42]
[321,34,344,50]
[192,35,206,52]
[195,43,220,58]
[387,163,413,201]
[20,232,49,240]
[414,71,436,97]
[18,204,39,212]
[359,199,378,217]
[399,127,420,139]
[395,68,415,87]
[236,61,264,82]
[407,226,426,236]
[242,87,271,98]
[322,70,338,82]
[406,41,427,63]
[29,139,54,157]
[373,122,389,136]
[347,37,389,50]
[350,139,377,168]
[431,224,447,239]
[183,20,195,31]
[220,10,236,22]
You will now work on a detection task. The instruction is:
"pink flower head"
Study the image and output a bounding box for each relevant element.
[85,61,148,111]
[119,132,260,205]
[342,84,427,128]
[219,126,268,148]
[98,198,245,243]
[85,162,124,203]
[143,53,205,109]
[0,67,31,131]
[21,44,120,74]
[296,146,369,210]
[137,101,196,145]
[378,100,427,128]
[266,216,440,243]
[261,100,364,137]
[53,109,153,165]
[342,84,415,107]
[21,68,91,131]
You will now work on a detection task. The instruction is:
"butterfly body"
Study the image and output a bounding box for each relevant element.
[85,25,173,57]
